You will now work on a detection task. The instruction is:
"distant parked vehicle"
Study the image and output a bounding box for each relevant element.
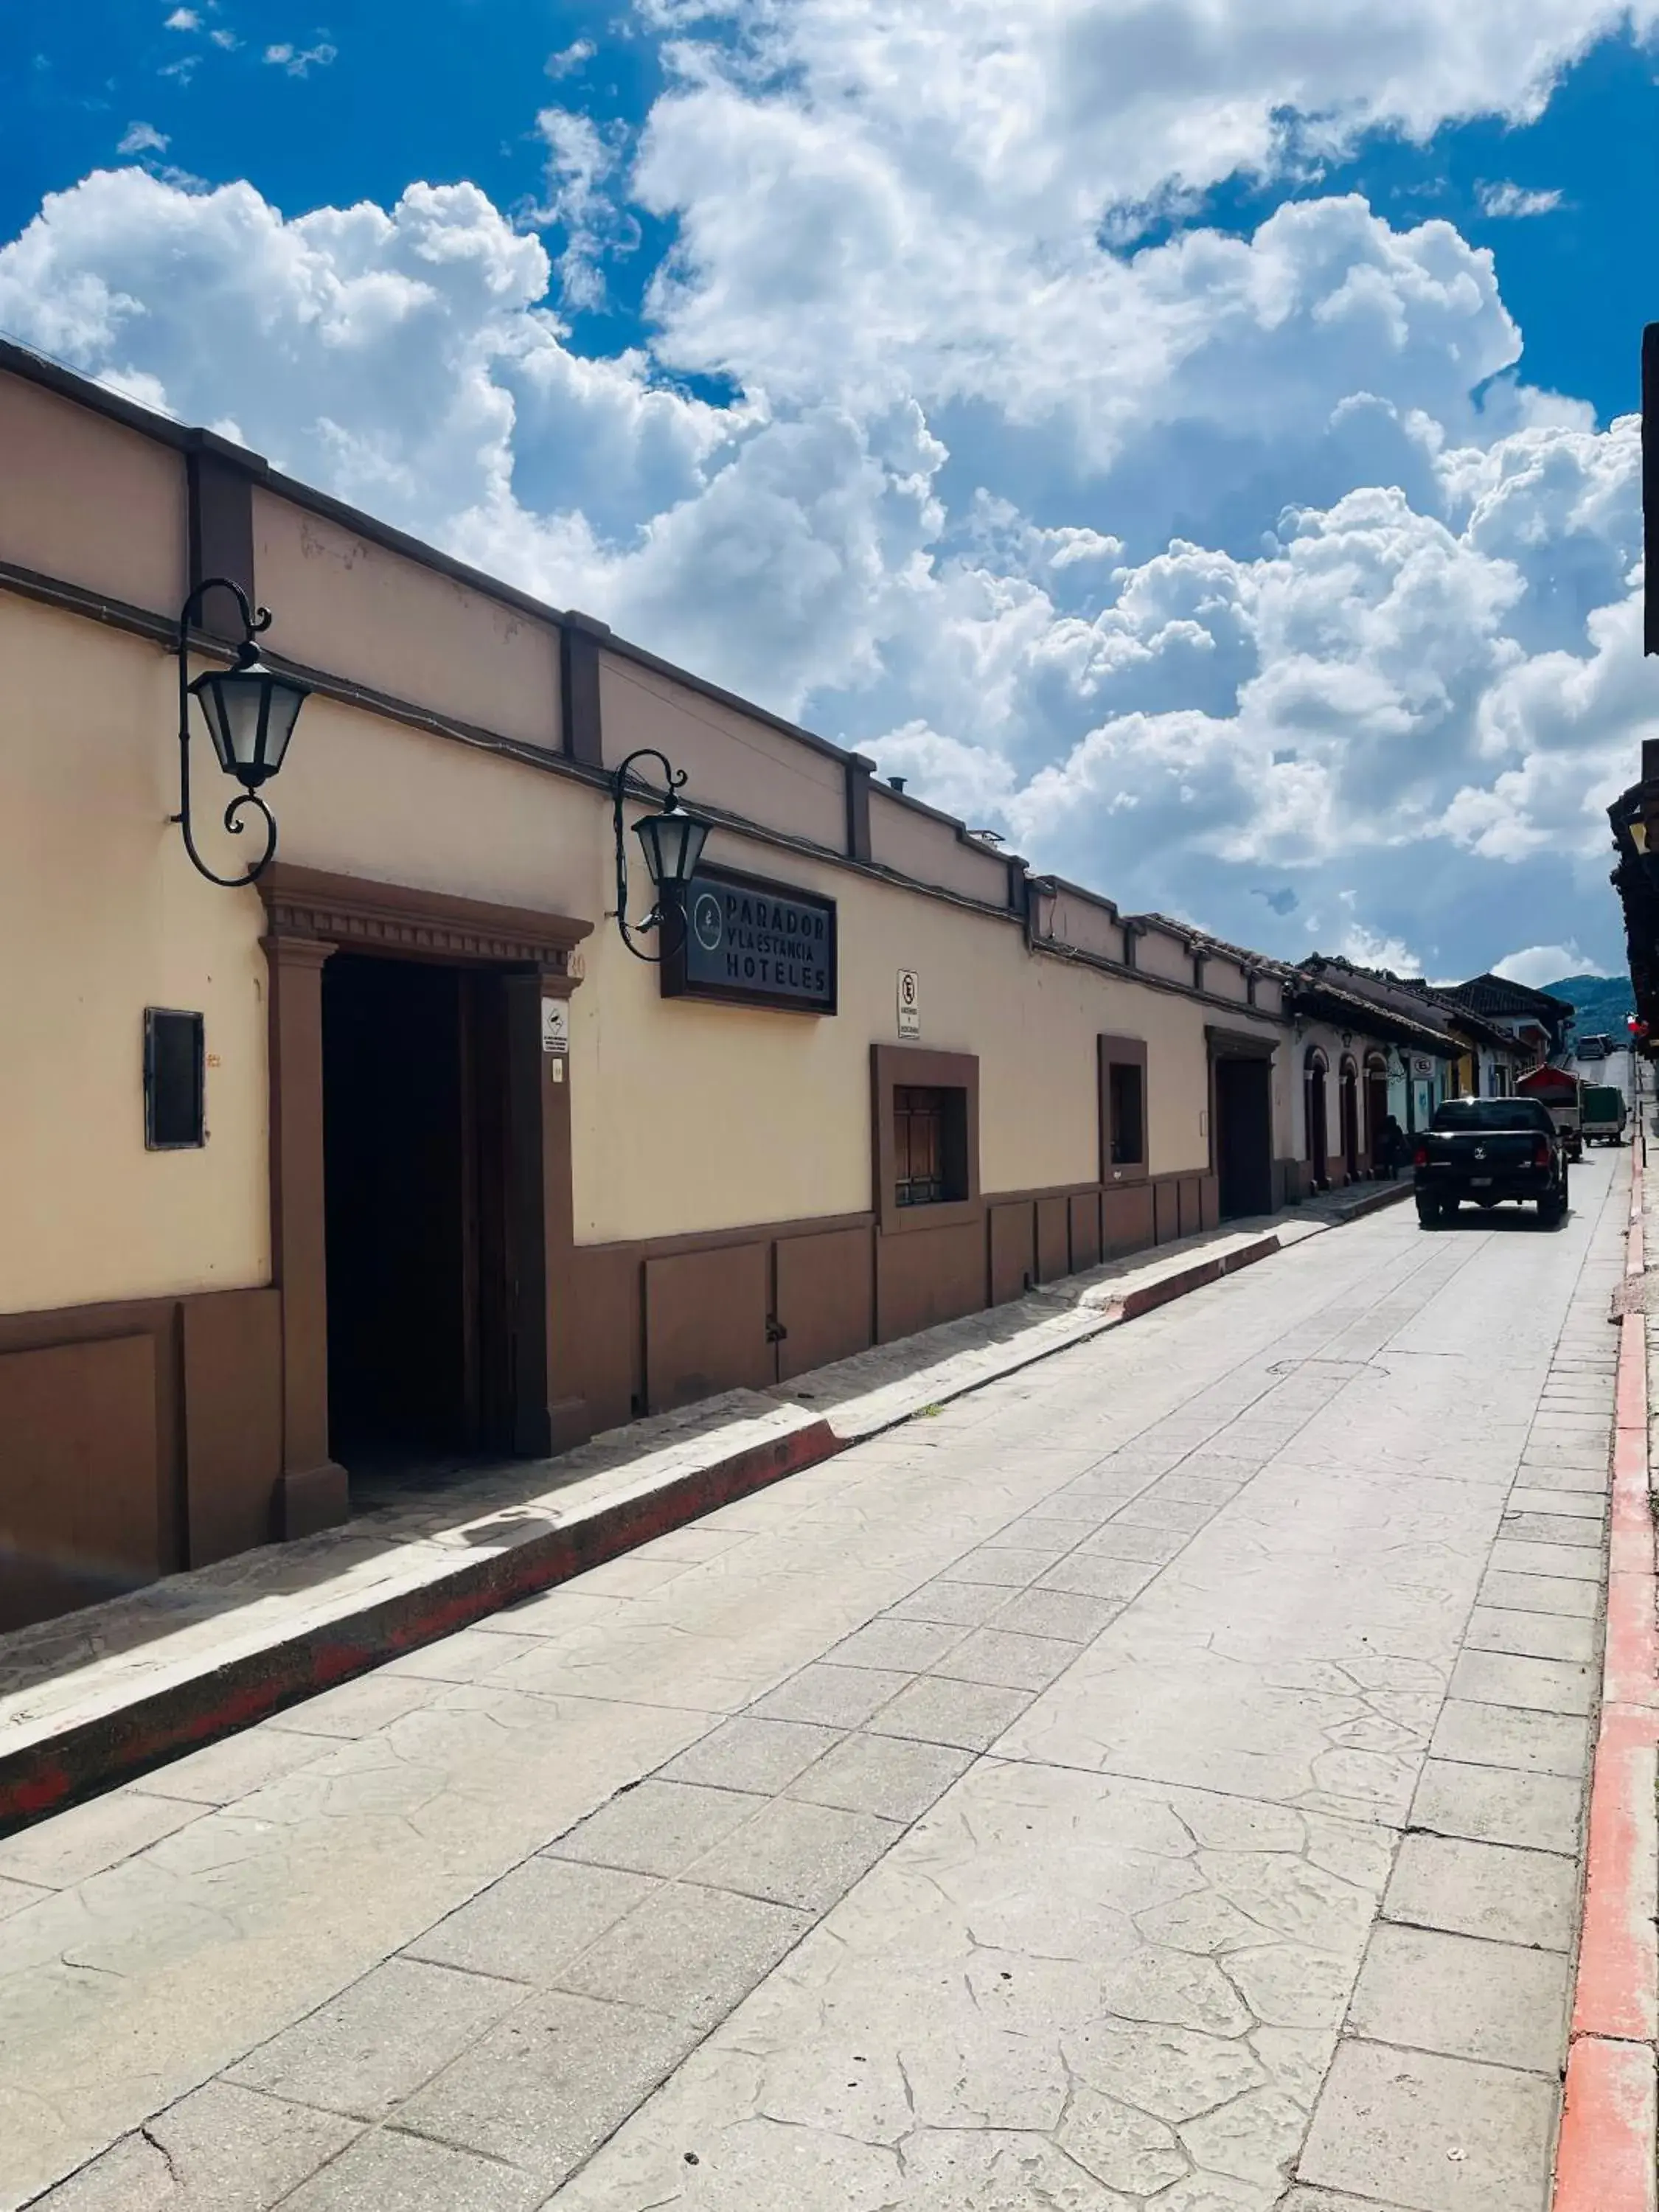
[1413,1098,1568,1228]
[1581,1085,1627,1145]
[1576,1033,1611,1061]
[1517,1065,1584,1161]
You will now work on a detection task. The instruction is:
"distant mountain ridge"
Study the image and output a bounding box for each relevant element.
[1542,973,1635,1039]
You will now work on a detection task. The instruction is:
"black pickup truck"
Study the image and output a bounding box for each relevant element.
[1413,1097,1568,1228]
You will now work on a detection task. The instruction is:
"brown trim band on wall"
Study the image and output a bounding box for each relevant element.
[0,551,1303,1047]
[560,620,605,768]
[871,1045,982,1237]
[0,556,604,793]
[574,1159,1217,1421]
[2,340,596,646]
[578,1208,876,1265]
[187,437,256,645]
[1,342,1310,1054]
[845,757,874,862]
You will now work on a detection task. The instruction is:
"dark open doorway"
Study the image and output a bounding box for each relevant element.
[1364,1054,1388,1174]
[321,953,521,1486]
[1340,1058,1360,1182]
[1214,1055,1274,1219]
[1304,1048,1329,1192]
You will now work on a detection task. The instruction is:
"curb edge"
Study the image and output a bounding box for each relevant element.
[0,1416,837,1833]
[1553,1126,1659,2212]
[0,1205,1360,1834]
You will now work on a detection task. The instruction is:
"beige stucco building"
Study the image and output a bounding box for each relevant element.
[0,341,1448,1627]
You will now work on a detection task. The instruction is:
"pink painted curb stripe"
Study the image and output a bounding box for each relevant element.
[1553,2038,1658,2212]
[1602,1573,1659,1710]
[1552,1131,1659,2212]
[1573,1713,1659,2042]
[1617,1312,1648,1433]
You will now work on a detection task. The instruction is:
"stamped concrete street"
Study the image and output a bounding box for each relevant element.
[0,1156,1627,2212]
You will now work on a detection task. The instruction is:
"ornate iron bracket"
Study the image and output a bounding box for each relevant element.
[173,576,279,887]
[611,745,689,964]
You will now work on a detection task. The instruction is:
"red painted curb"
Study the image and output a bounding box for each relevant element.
[1552,1131,1658,2211]
[0,1416,838,1837]
[1573,1714,1659,2042]
[1554,2038,1658,2212]
[1617,1311,1648,1433]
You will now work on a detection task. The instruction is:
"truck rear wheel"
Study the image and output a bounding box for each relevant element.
[1416,1197,1444,1228]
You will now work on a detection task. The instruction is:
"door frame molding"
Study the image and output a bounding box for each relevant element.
[1207,1029,1277,1219]
[257,866,591,1535]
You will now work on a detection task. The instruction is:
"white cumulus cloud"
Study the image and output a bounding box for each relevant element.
[1494,943,1586,986]
[1,0,1650,976]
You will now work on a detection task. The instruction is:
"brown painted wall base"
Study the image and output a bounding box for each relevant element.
[0,1284,282,1632]
[562,1165,1219,1438]
[7,1158,1219,1627]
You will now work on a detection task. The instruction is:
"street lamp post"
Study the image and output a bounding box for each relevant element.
[173,577,310,886]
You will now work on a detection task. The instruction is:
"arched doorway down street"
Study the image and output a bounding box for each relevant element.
[1304,1046,1329,1192]
[1339,1057,1360,1183]
[1364,1051,1389,1176]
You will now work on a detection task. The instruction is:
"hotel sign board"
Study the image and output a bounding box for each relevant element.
[662,865,837,1015]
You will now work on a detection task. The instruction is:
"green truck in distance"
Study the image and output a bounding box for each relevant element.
[1580,1085,1627,1144]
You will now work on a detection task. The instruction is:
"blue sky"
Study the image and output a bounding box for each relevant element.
[5,7,1654,421]
[2,3,1656,984]
[1,2,658,333]
[1138,31,1659,433]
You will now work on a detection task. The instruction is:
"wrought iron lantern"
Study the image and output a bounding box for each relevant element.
[611,748,711,961]
[174,577,309,885]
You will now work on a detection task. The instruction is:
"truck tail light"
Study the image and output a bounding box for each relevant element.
[1413,1144,1428,1169]
[1533,1138,1551,1167]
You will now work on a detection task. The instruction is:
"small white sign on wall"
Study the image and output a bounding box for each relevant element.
[541,998,569,1056]
[897,969,921,1040]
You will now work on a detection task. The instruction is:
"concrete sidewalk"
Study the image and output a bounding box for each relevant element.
[0,1159,1618,2211]
[0,1195,1402,1831]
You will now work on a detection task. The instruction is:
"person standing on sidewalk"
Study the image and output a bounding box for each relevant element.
[1377,1113,1406,1179]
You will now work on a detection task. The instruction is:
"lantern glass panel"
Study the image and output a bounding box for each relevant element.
[192,663,308,787]
[634,806,709,891]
